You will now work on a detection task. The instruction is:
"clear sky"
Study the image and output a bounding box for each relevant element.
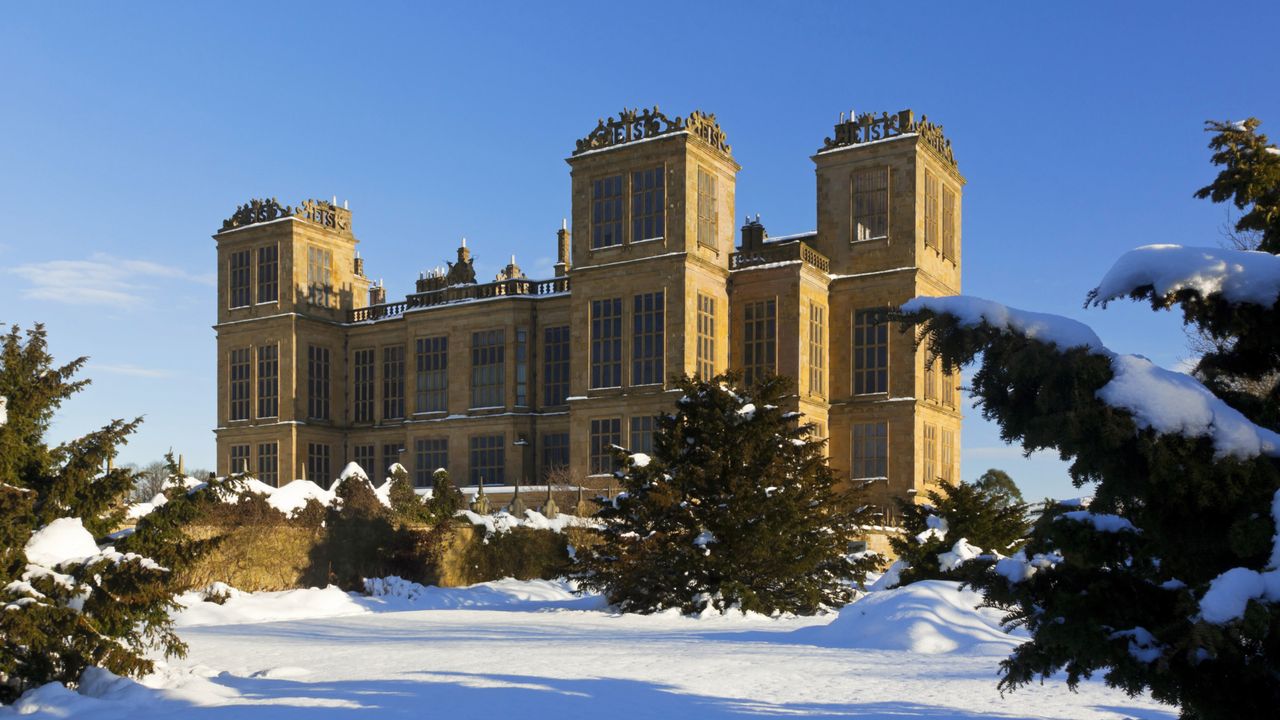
[2,1,1277,500]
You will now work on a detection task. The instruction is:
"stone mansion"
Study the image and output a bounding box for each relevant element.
[213,106,963,518]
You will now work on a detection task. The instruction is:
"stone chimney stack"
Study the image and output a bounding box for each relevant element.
[740,214,766,251]
[555,218,571,277]
[369,281,386,306]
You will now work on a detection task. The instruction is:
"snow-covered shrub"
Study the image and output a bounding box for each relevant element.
[888,480,1030,585]
[577,373,878,615]
[898,118,1280,720]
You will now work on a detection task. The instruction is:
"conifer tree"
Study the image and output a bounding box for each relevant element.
[425,468,465,523]
[898,119,1280,720]
[0,325,182,702]
[973,468,1025,507]
[577,373,877,615]
[889,480,1031,585]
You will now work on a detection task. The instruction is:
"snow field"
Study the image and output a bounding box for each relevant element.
[3,579,1175,719]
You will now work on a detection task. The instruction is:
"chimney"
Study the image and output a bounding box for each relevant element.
[740,215,766,251]
[369,281,386,306]
[554,218,571,277]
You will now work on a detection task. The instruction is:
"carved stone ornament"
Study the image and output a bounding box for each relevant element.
[574,106,685,155]
[221,198,293,231]
[821,109,957,167]
[446,242,477,285]
[685,110,731,155]
[220,197,352,233]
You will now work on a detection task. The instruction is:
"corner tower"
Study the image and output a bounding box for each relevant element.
[563,107,739,480]
[812,110,964,518]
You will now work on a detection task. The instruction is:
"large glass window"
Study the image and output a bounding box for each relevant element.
[543,326,570,407]
[942,367,957,408]
[307,246,333,306]
[853,309,889,395]
[629,416,657,455]
[631,167,664,241]
[941,429,955,485]
[923,423,937,485]
[590,418,621,475]
[307,443,331,486]
[229,250,251,308]
[542,432,570,473]
[632,292,664,385]
[515,328,528,406]
[591,175,623,249]
[415,438,448,488]
[469,435,505,485]
[383,346,405,420]
[590,298,623,389]
[415,336,448,413]
[696,293,715,379]
[471,330,505,408]
[229,348,250,421]
[942,185,957,260]
[696,167,717,249]
[924,171,940,251]
[853,166,889,241]
[257,442,278,486]
[257,245,278,304]
[924,352,939,403]
[229,444,250,475]
[743,299,777,387]
[353,349,375,423]
[851,422,888,480]
[307,345,330,420]
[809,303,826,398]
[353,444,375,477]
[257,345,278,418]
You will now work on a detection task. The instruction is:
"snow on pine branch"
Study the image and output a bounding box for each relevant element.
[1089,244,1280,308]
[901,295,1280,459]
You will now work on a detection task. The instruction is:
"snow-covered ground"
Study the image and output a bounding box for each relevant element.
[4,579,1175,719]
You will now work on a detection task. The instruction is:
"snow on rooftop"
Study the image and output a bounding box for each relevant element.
[1090,245,1280,308]
[902,295,1280,459]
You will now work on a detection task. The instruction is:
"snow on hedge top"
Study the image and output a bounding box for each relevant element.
[1090,245,1280,308]
[24,518,100,567]
[903,295,1280,459]
[901,295,1104,351]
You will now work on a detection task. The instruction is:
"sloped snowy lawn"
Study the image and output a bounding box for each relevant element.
[3,580,1175,719]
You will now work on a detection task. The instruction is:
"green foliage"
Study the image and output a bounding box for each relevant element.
[889,481,1031,585]
[972,468,1025,507]
[0,324,183,703]
[901,121,1280,719]
[577,373,878,615]
[320,469,407,589]
[426,468,465,524]
[387,463,431,524]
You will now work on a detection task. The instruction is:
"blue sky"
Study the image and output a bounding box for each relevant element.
[2,1,1277,499]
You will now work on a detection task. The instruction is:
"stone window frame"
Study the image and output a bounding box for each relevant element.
[923,422,938,485]
[941,184,957,262]
[696,293,716,379]
[542,431,570,475]
[414,437,448,488]
[307,344,330,421]
[256,244,278,304]
[591,174,624,249]
[696,166,718,251]
[257,442,278,486]
[514,328,529,407]
[353,444,376,478]
[852,165,890,242]
[414,336,448,414]
[923,171,940,252]
[542,326,571,407]
[941,428,955,485]
[589,417,621,476]
[809,302,826,399]
[228,249,252,309]
[631,166,665,242]
[590,298,623,389]
[228,347,251,421]
[742,298,777,387]
[307,245,334,307]
[382,345,406,421]
[853,307,890,395]
[229,444,250,475]
[629,415,657,456]
[256,344,279,419]
[470,329,506,409]
[306,442,331,485]
[632,291,665,386]
[352,348,376,423]
[469,434,505,485]
[850,421,888,481]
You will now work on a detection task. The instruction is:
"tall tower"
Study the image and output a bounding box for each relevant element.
[564,107,739,477]
[811,110,964,516]
[213,198,369,483]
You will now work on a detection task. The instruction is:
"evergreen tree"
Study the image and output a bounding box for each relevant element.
[386,462,431,524]
[889,480,1031,585]
[972,468,1025,507]
[898,119,1280,720]
[425,468,465,523]
[577,373,878,615]
[0,325,181,702]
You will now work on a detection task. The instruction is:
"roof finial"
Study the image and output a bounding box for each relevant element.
[561,217,567,231]
[461,237,467,248]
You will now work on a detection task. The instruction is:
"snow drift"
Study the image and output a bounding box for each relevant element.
[792,580,1023,654]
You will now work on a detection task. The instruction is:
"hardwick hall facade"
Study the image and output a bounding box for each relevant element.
[213,106,964,518]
